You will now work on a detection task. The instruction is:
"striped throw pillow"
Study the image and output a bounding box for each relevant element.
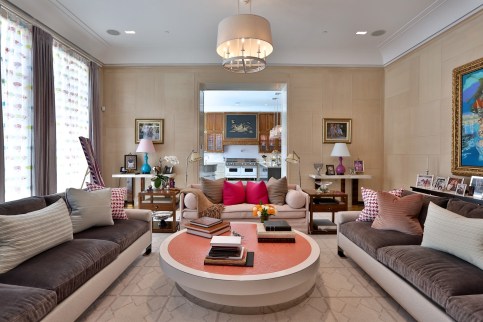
[371,192,424,235]
[201,177,224,204]
[356,187,403,221]
[0,199,73,274]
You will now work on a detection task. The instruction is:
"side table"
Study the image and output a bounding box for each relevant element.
[303,189,348,234]
[138,188,180,233]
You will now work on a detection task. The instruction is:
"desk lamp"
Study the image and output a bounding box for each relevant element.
[136,139,156,174]
[185,150,202,186]
[330,143,350,175]
[286,150,301,187]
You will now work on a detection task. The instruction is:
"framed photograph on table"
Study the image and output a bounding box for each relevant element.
[135,119,164,144]
[326,164,335,175]
[416,174,433,189]
[124,154,137,172]
[470,175,483,198]
[451,57,483,175]
[323,118,352,143]
[455,183,467,196]
[445,176,465,192]
[354,160,364,173]
[432,176,448,191]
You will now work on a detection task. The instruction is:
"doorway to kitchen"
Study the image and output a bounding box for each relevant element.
[199,83,288,182]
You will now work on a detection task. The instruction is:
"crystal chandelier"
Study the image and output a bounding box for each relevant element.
[269,96,282,139]
[216,0,273,73]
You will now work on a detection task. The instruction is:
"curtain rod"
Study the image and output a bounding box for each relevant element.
[1,0,103,67]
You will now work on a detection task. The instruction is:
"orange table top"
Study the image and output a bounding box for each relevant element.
[167,222,312,275]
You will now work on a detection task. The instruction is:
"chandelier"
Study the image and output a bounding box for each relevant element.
[269,96,282,139]
[216,0,273,73]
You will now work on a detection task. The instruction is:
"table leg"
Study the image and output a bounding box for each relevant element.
[352,179,362,205]
[340,179,346,193]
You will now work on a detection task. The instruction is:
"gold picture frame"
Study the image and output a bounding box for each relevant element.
[452,57,483,175]
[323,118,352,143]
[135,119,164,144]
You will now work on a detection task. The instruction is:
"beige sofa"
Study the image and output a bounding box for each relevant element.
[180,183,309,232]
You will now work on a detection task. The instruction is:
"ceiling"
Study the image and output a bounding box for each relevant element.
[5,0,483,67]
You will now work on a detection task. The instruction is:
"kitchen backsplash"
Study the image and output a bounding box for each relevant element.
[204,145,279,164]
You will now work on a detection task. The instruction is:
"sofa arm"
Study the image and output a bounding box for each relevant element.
[125,209,152,222]
[295,185,310,211]
[335,211,360,225]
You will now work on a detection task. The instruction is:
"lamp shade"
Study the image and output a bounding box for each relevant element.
[286,151,300,164]
[188,151,202,163]
[330,143,350,157]
[136,139,155,153]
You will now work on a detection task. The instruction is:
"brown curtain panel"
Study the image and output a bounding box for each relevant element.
[89,62,102,172]
[32,26,57,195]
[0,61,4,203]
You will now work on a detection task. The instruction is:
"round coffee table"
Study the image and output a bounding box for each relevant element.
[159,222,320,309]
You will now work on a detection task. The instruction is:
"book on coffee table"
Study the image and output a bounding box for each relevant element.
[186,226,231,238]
[263,220,292,231]
[190,216,223,228]
[210,235,242,247]
[185,221,230,233]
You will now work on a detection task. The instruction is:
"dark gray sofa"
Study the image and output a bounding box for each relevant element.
[0,194,152,322]
[336,191,483,322]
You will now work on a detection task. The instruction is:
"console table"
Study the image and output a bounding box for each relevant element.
[303,189,348,234]
[309,174,371,206]
[410,186,483,205]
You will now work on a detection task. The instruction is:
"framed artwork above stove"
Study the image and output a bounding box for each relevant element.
[224,113,259,143]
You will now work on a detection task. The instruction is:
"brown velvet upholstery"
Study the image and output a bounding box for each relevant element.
[74,219,150,252]
[339,221,422,258]
[400,190,449,225]
[446,198,483,218]
[0,283,57,322]
[377,245,483,308]
[0,239,119,302]
[446,294,483,322]
[0,196,46,216]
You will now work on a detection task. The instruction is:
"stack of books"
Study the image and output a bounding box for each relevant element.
[185,217,231,238]
[204,236,249,266]
[257,220,296,243]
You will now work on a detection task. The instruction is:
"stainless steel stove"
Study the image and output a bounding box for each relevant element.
[225,158,258,179]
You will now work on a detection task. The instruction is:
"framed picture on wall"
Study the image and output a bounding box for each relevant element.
[135,119,164,144]
[451,57,483,175]
[224,113,258,141]
[323,118,352,143]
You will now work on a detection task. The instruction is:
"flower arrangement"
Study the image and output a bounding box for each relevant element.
[252,202,277,223]
[151,173,169,189]
[163,155,179,166]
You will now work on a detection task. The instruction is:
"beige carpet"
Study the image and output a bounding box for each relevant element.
[77,216,415,322]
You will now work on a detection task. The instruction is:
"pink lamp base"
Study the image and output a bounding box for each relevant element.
[336,156,345,175]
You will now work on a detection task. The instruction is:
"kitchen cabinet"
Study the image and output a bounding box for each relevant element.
[258,112,281,153]
[205,113,224,152]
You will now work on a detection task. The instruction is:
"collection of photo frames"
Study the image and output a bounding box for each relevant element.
[415,174,483,198]
[324,160,364,175]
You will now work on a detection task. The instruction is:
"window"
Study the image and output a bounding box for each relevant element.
[53,40,89,192]
[1,12,33,201]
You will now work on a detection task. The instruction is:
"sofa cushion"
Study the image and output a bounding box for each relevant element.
[184,192,197,209]
[339,221,422,258]
[74,219,150,252]
[246,181,269,204]
[371,192,423,235]
[446,294,483,322]
[201,177,224,203]
[285,190,306,209]
[0,283,57,322]
[66,187,114,233]
[357,187,403,222]
[400,190,449,225]
[0,196,46,216]
[0,239,120,303]
[0,199,73,274]
[446,198,483,218]
[421,202,483,270]
[376,245,483,308]
[267,176,288,205]
[223,181,245,205]
[86,183,128,219]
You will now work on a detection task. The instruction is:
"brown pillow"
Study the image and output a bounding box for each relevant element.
[266,176,288,205]
[371,192,424,235]
[201,177,224,204]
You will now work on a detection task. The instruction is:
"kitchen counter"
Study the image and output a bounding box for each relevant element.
[258,162,281,180]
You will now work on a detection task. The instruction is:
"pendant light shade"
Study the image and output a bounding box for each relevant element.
[216,7,273,73]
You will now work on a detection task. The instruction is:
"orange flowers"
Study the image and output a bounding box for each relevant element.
[252,202,277,218]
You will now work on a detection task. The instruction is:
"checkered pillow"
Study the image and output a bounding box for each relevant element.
[86,183,128,220]
[356,187,403,222]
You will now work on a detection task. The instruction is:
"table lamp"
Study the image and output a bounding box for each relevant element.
[185,149,202,185]
[330,143,350,175]
[136,139,156,174]
[286,150,301,187]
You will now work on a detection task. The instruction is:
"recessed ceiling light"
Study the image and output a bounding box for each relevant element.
[356,31,367,35]
[371,29,386,37]
[106,29,120,36]
[125,30,136,34]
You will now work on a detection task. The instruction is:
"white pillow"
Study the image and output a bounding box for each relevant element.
[184,193,197,210]
[422,202,483,270]
[66,188,114,233]
[0,199,73,273]
[285,190,306,209]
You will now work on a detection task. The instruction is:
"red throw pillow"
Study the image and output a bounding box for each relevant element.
[245,181,269,204]
[223,181,245,205]
[86,183,128,220]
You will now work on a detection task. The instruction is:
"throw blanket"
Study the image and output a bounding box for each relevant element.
[181,188,225,219]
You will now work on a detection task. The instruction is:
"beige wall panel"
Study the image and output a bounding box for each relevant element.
[411,99,441,137]
[441,14,483,62]
[419,42,442,103]
[352,69,384,100]
[321,70,353,115]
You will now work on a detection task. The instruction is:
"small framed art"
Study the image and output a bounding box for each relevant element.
[470,176,483,198]
[445,176,465,192]
[455,183,467,196]
[326,164,335,175]
[432,176,448,191]
[416,174,433,189]
[135,119,164,144]
[124,154,137,172]
[323,118,352,143]
[354,160,364,173]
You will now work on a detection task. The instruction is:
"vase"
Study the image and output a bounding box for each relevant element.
[260,214,269,223]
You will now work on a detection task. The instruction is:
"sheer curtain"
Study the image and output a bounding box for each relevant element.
[0,12,33,202]
[53,40,89,192]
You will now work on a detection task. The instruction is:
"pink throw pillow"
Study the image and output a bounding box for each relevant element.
[223,181,245,205]
[86,183,128,220]
[245,181,269,204]
[356,187,403,222]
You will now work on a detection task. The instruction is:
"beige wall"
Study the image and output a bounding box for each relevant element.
[384,11,483,190]
[101,66,384,192]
